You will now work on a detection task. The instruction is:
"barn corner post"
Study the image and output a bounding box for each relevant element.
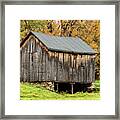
[70,82,75,94]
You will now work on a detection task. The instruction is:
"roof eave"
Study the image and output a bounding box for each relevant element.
[20,31,36,47]
[48,48,96,55]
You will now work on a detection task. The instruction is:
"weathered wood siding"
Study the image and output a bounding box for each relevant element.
[20,35,95,84]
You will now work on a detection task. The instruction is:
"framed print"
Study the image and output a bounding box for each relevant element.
[0,0,119,119]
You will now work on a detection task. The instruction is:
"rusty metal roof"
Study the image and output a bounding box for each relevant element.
[29,31,96,54]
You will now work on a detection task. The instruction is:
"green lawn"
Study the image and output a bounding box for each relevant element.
[20,80,100,100]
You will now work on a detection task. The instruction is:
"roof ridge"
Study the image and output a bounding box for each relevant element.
[31,31,80,39]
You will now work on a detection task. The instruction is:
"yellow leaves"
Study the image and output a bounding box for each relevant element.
[71,28,78,37]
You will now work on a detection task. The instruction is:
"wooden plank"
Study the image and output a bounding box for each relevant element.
[63,53,64,65]
[84,55,87,83]
[24,53,26,82]
[57,53,61,81]
[57,53,61,82]
[25,46,28,82]
[70,54,72,67]
[31,41,34,82]
[90,56,93,82]
[24,50,26,81]
[78,55,80,82]
[56,52,59,81]
[77,54,80,69]
[33,53,35,82]
[31,54,34,82]
[93,57,96,82]
[27,45,29,82]
[64,53,66,81]
[88,56,90,83]
[28,52,30,82]
[67,54,70,81]
[35,52,38,81]
[72,55,74,82]
[44,51,47,81]
[38,65,39,81]
[35,38,36,52]
[22,49,25,82]
[75,55,77,69]
[74,55,77,82]
[45,52,48,81]
[86,55,88,83]
[62,53,65,82]
[53,52,56,81]
[51,52,53,81]
[67,53,69,82]
[92,56,95,82]
[81,67,83,83]
[28,41,30,82]
[24,50,27,82]
[41,49,43,81]
[42,52,44,81]
[48,51,50,81]
[77,55,80,82]
[80,55,83,83]
[52,52,55,80]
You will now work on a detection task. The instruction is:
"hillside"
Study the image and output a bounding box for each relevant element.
[20,80,100,100]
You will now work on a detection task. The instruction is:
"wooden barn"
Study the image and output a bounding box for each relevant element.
[20,31,96,93]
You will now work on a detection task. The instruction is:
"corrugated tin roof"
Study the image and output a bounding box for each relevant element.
[31,31,96,54]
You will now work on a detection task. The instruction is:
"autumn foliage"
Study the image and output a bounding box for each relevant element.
[20,20,100,80]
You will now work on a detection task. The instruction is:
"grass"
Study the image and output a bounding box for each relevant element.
[20,80,100,100]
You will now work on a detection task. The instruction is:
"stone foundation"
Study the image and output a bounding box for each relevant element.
[39,81,54,91]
